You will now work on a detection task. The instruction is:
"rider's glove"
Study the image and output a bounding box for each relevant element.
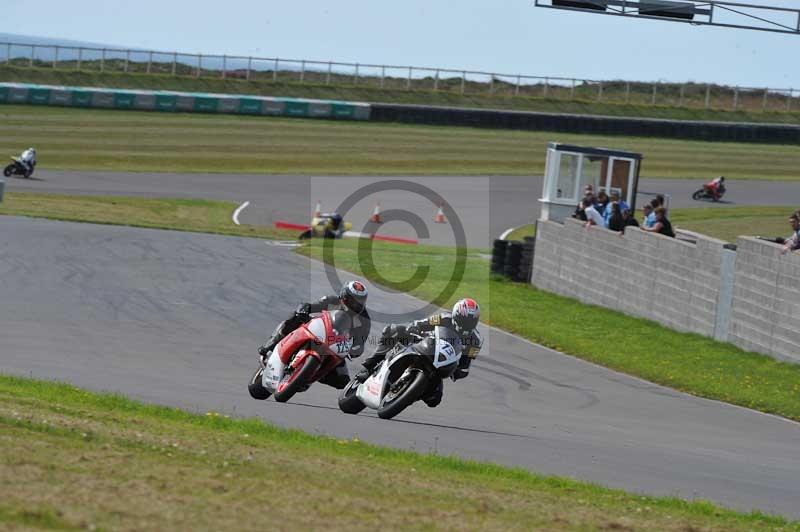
[258,345,270,357]
[406,325,420,336]
[295,303,311,316]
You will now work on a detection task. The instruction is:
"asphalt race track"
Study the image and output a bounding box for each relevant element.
[2,216,799,518]
[8,170,800,247]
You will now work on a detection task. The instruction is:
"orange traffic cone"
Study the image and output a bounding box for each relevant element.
[314,200,322,217]
[434,204,446,224]
[370,202,382,224]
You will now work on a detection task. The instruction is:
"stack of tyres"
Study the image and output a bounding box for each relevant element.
[518,236,536,283]
[491,239,507,276]
[504,242,523,281]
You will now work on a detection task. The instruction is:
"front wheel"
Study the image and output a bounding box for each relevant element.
[273,356,321,403]
[3,165,13,177]
[248,366,272,400]
[691,189,704,201]
[377,370,427,420]
[338,379,366,414]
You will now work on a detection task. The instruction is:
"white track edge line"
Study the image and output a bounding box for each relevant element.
[232,201,250,226]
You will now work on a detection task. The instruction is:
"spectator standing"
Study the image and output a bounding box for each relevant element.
[572,192,595,221]
[604,192,629,228]
[642,204,655,229]
[622,207,639,230]
[780,210,800,255]
[607,202,625,232]
[645,199,659,227]
[596,191,610,218]
[643,207,675,238]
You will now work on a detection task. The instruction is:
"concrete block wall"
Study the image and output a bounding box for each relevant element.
[729,237,800,363]
[532,219,730,339]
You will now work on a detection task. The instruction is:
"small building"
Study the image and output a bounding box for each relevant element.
[539,142,643,222]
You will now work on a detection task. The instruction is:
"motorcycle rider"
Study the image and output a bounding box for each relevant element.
[355,298,483,407]
[18,147,36,175]
[703,175,725,200]
[258,280,371,389]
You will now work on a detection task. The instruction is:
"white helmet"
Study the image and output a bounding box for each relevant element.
[452,298,480,332]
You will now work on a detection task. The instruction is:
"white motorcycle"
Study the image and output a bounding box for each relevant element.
[338,325,461,419]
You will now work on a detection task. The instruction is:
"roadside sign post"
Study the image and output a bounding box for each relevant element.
[0,179,5,203]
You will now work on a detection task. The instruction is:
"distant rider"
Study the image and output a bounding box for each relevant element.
[355,298,483,407]
[704,175,725,200]
[19,147,36,175]
[258,280,371,389]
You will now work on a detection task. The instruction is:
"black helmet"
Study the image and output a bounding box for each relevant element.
[340,280,368,313]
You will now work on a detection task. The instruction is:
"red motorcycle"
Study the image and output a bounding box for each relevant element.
[692,178,726,202]
[248,310,354,403]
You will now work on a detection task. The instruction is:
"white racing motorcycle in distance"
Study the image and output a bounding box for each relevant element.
[338,325,462,419]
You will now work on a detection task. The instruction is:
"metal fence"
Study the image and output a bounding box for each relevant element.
[2,41,798,113]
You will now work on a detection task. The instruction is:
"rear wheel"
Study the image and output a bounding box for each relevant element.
[3,165,13,177]
[248,366,271,400]
[692,189,704,201]
[377,370,427,420]
[273,356,321,403]
[338,379,366,414]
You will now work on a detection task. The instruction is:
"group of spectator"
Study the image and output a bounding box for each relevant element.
[572,185,675,238]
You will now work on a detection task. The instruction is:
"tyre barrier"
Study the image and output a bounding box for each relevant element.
[491,239,507,276]
[492,237,535,283]
[370,103,800,144]
[0,82,371,121]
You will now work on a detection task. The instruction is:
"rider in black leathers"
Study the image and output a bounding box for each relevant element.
[355,298,482,407]
[259,281,371,389]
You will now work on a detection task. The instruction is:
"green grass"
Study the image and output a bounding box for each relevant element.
[0,192,296,240]
[298,236,800,423]
[5,65,800,124]
[0,374,794,531]
[2,104,800,179]
[504,206,795,244]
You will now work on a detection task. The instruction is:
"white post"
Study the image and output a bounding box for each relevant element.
[762,89,768,111]
[489,75,494,94]
[705,85,711,109]
[77,47,82,70]
[326,61,332,85]
[273,58,279,82]
[124,49,130,73]
[172,53,177,76]
[6,43,10,65]
[651,83,657,105]
[733,86,739,109]
[246,57,252,81]
[679,84,685,107]
[222,55,227,79]
[460,71,466,95]
[147,51,153,74]
[53,46,58,68]
[380,65,385,89]
[543,78,549,98]
[514,75,520,96]
[407,67,412,90]
[625,82,631,103]
[434,69,440,91]
[787,90,793,111]
[196,54,202,78]
[29,45,35,67]
[300,60,305,83]
[354,63,359,85]
[570,79,576,99]
[597,81,603,101]
[100,48,105,72]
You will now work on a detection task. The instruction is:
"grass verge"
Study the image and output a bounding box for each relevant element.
[2,104,800,179]
[298,235,800,423]
[5,65,800,124]
[0,374,795,531]
[0,192,295,240]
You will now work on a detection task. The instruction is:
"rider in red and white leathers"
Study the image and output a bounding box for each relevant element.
[259,281,371,389]
[355,298,482,407]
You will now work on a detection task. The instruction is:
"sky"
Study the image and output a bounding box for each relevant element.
[2,0,798,89]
